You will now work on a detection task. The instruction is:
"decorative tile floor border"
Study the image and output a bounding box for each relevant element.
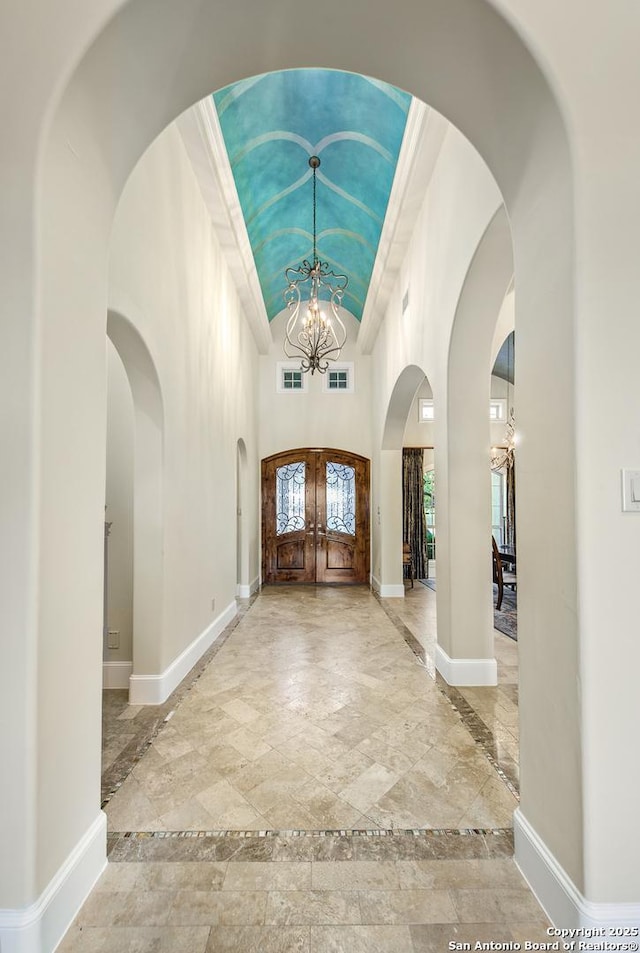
[374,594,435,676]
[115,827,511,839]
[436,678,520,799]
[107,827,515,863]
[101,594,258,809]
[102,585,518,854]
[374,590,520,800]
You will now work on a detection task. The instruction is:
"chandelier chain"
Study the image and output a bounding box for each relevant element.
[312,161,317,263]
[282,155,348,374]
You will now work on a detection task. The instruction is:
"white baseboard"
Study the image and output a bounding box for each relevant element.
[515,808,640,929]
[236,576,259,598]
[102,660,133,689]
[435,643,497,686]
[0,812,106,953]
[371,575,405,598]
[380,584,405,598]
[129,600,237,705]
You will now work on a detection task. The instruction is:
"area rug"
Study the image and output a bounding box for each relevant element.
[419,578,517,641]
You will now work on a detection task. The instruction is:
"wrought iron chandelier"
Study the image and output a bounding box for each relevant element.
[283,155,348,374]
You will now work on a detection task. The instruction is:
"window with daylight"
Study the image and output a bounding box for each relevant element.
[419,399,435,421]
[283,370,303,390]
[325,462,356,535]
[421,398,508,421]
[323,363,354,393]
[277,362,308,393]
[275,462,306,535]
[491,469,507,546]
[329,370,348,389]
[490,399,507,421]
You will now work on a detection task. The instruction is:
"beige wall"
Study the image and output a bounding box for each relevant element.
[402,375,512,450]
[368,125,503,595]
[3,0,640,936]
[259,310,372,462]
[366,121,580,903]
[104,340,135,663]
[108,122,261,673]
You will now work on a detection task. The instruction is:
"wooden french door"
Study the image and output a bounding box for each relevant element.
[262,448,370,584]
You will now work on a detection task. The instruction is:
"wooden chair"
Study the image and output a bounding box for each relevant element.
[402,542,414,588]
[492,536,516,610]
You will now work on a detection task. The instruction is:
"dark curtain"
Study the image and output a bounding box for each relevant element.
[505,456,516,549]
[402,448,428,579]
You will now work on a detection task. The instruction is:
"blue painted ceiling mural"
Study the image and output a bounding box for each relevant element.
[213,70,412,322]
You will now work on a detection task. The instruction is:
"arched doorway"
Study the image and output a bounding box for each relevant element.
[262,448,370,584]
[106,310,165,701]
[2,0,591,944]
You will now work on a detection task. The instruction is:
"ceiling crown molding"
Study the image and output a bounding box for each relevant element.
[358,100,448,354]
[177,98,272,355]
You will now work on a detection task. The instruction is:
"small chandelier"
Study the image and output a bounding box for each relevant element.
[491,331,516,471]
[283,155,348,374]
[490,409,516,471]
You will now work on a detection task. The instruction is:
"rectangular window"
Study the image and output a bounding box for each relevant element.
[322,362,354,393]
[491,470,506,546]
[277,362,308,393]
[490,399,507,421]
[419,399,435,421]
[328,370,348,390]
[421,398,508,421]
[283,370,303,390]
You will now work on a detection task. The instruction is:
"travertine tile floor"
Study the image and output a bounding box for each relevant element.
[60,584,549,951]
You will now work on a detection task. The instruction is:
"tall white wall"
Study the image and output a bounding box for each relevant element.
[369,125,503,593]
[402,379,434,447]
[368,116,581,904]
[369,125,503,434]
[104,341,134,664]
[259,310,372,461]
[4,0,640,938]
[402,375,511,449]
[108,122,261,673]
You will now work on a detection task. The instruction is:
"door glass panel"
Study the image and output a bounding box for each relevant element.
[325,462,356,536]
[276,462,306,535]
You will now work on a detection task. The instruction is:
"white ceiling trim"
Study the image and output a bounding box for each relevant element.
[177,98,272,355]
[358,99,448,354]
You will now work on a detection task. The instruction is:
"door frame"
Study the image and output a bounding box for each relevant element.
[261,447,370,585]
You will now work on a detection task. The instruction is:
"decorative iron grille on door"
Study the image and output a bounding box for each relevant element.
[262,449,370,584]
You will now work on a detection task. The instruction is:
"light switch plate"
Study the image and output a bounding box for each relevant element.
[621,469,640,511]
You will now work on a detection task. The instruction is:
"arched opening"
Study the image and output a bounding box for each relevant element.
[106,310,165,701]
[102,337,134,692]
[1,0,589,944]
[434,206,513,684]
[375,365,430,596]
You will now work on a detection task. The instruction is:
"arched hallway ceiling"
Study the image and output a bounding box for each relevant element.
[212,70,412,322]
[492,331,515,384]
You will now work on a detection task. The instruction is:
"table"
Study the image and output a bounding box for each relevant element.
[498,545,516,570]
